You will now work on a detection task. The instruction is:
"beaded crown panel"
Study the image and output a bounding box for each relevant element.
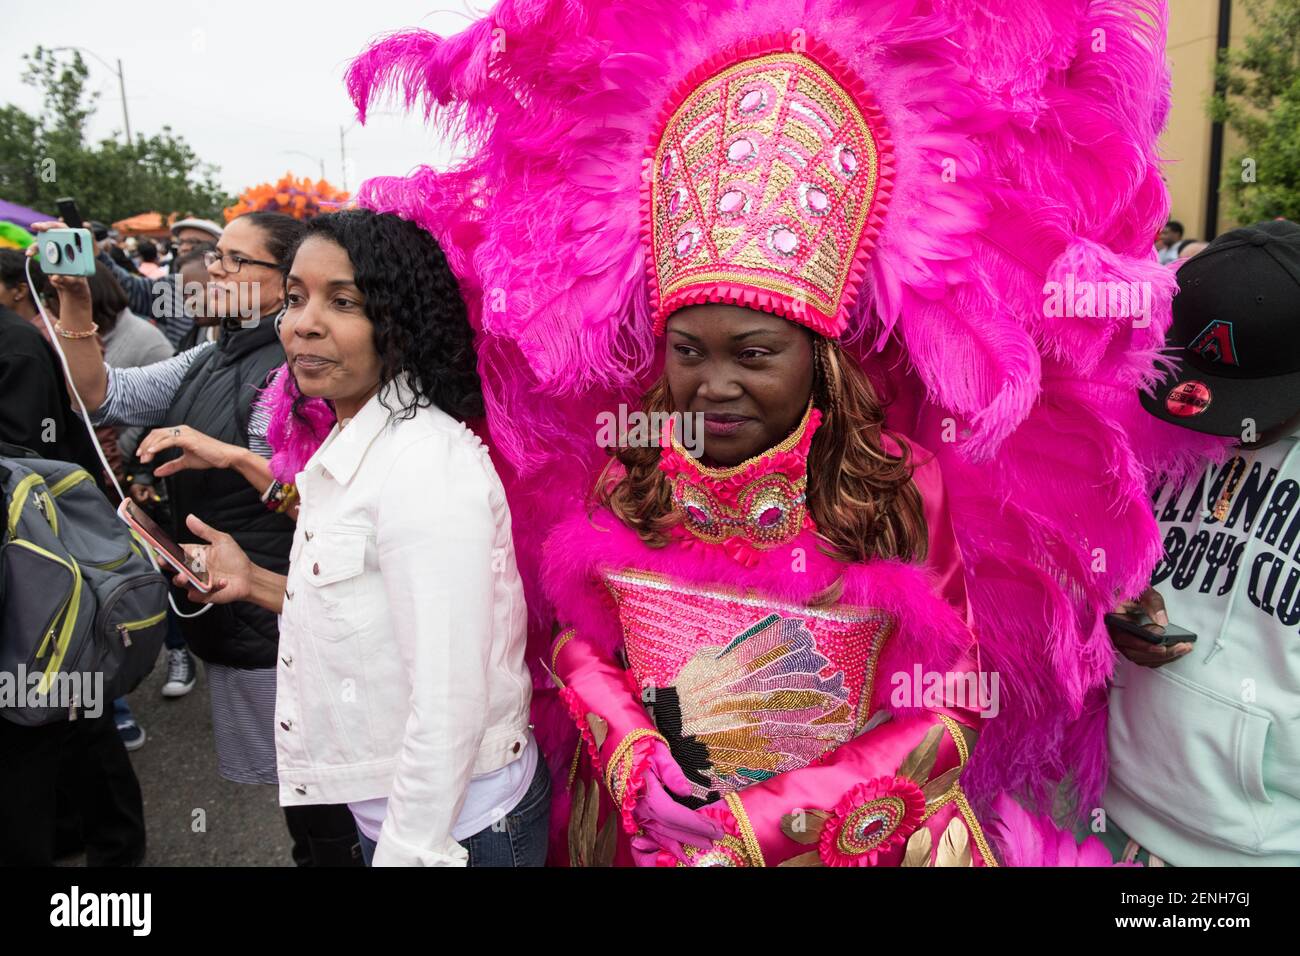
[647,43,890,337]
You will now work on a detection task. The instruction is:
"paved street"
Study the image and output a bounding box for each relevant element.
[116,657,292,867]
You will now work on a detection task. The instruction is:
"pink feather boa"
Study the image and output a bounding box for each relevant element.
[259,364,337,483]
[986,793,1129,867]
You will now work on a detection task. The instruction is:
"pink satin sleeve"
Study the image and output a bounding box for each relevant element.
[551,630,664,831]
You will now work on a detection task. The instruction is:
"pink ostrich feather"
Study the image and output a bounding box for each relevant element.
[260,364,336,484]
[344,0,1231,817]
[986,793,1124,867]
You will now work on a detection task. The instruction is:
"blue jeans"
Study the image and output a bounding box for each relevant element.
[358,758,550,867]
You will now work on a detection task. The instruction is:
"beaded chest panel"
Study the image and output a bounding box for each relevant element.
[603,568,893,799]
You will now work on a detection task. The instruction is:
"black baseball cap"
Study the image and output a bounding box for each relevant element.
[1141,219,1300,436]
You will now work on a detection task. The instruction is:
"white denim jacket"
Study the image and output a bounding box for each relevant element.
[274,377,532,866]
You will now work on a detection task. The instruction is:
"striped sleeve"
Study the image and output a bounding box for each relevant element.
[91,342,215,429]
[100,256,195,349]
[245,392,273,460]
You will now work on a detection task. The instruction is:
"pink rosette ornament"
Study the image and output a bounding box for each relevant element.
[818,776,926,867]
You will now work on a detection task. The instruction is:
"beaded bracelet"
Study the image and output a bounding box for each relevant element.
[261,479,298,513]
[54,321,99,340]
[275,485,299,514]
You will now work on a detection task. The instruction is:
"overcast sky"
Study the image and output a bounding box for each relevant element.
[3,0,478,209]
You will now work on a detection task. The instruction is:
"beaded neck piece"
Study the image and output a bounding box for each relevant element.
[658,404,821,564]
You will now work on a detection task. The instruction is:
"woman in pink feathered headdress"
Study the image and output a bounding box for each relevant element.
[516,33,1001,867]
[343,0,1217,866]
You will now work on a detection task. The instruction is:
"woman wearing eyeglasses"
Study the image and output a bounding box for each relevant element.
[32,210,364,867]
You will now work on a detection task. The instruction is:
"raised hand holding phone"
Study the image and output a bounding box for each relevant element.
[25,221,94,309]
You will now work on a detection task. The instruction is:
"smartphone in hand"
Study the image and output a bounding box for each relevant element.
[117,498,211,593]
[1104,611,1197,647]
[56,197,84,229]
[38,228,97,277]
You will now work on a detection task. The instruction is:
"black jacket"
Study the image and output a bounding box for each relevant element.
[0,307,106,488]
[164,319,293,669]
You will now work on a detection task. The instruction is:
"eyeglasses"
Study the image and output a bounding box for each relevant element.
[203,250,279,274]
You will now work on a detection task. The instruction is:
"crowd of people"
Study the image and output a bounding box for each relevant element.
[1,0,1297,871]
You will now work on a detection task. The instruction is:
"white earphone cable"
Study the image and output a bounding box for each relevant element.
[26,255,212,618]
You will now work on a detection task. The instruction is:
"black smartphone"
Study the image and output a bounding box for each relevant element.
[56,198,84,229]
[1104,612,1197,647]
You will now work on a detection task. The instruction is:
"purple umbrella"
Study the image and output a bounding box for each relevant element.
[0,199,55,229]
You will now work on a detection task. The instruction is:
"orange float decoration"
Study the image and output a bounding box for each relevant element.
[224,173,350,221]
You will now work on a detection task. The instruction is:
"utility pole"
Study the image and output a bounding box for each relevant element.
[117,58,132,143]
[283,150,326,181]
[340,125,348,192]
[339,112,397,193]
[52,48,131,144]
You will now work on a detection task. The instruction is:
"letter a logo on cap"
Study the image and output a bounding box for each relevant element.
[1188,320,1239,366]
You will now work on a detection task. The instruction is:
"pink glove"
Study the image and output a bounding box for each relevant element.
[646,739,694,798]
[629,744,724,866]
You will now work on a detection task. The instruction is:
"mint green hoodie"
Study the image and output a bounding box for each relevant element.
[1105,432,1300,866]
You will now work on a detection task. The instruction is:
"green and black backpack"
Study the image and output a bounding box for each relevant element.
[0,443,168,726]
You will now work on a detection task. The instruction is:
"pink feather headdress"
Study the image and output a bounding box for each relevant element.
[345,0,1228,813]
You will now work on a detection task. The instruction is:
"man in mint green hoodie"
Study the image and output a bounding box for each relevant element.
[1104,220,1300,866]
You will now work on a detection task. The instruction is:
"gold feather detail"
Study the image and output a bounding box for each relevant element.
[567,776,589,867]
[593,811,619,867]
[901,826,933,867]
[568,777,607,868]
[779,809,830,844]
[921,766,962,803]
[777,850,824,867]
[935,817,972,867]
[586,713,609,749]
[896,724,944,784]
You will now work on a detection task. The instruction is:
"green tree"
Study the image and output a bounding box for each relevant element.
[1210,0,1300,224]
[0,47,232,222]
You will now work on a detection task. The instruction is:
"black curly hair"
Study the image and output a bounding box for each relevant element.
[288,210,483,421]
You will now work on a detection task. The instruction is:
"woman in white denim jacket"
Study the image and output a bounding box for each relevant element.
[174,210,547,866]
